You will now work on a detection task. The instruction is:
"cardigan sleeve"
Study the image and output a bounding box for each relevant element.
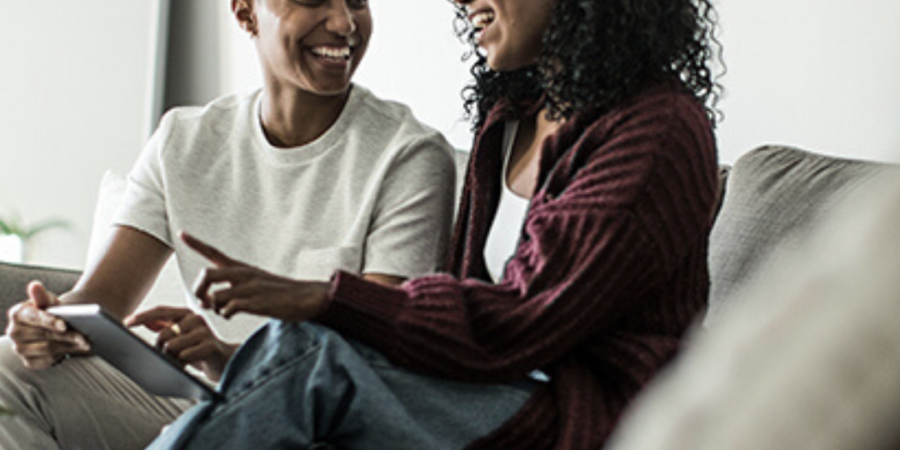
[320,208,660,383]
[317,92,717,383]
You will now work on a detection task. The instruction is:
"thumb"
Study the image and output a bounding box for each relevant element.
[27,281,59,310]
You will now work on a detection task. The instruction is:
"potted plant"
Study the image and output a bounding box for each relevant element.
[0,212,70,263]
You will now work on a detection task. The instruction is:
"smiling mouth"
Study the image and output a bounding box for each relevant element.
[310,46,352,61]
[470,11,495,31]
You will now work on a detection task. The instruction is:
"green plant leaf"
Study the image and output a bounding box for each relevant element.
[0,212,70,239]
[0,219,12,235]
[22,219,72,239]
[0,213,23,235]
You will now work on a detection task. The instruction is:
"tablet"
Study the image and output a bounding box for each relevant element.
[48,304,220,401]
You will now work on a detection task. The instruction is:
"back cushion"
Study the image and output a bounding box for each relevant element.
[706,145,898,326]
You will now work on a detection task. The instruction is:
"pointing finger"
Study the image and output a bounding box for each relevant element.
[180,231,237,267]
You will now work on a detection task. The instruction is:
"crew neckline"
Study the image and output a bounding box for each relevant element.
[252,84,363,166]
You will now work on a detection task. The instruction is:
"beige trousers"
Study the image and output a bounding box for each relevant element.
[0,337,192,450]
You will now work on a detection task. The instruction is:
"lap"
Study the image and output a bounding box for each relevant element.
[151,322,534,450]
[0,336,192,450]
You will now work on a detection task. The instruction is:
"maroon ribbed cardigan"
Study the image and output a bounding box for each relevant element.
[318,84,718,450]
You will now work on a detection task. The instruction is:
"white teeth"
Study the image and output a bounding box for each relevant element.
[311,46,351,60]
[471,11,495,30]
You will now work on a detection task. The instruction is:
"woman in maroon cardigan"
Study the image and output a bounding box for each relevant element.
[148,0,720,449]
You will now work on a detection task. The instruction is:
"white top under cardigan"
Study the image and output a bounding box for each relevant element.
[484,121,552,385]
[485,121,530,283]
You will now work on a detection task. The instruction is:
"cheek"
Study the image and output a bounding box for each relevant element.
[502,27,543,66]
[355,15,373,43]
[524,9,552,42]
[516,23,548,61]
[353,17,372,58]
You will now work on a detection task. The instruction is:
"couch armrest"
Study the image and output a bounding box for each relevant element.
[0,261,81,332]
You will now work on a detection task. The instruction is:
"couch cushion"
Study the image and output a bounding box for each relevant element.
[706,145,898,326]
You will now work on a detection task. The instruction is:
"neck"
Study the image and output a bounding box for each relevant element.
[534,107,564,140]
[505,107,564,198]
[259,85,352,148]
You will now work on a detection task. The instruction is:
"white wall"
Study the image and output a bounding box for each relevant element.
[0,1,168,269]
[356,1,474,149]
[713,0,900,163]
[220,0,900,164]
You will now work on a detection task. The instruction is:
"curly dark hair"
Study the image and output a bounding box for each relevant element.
[454,0,723,128]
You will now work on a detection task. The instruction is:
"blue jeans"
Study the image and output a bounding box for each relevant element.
[146,321,535,450]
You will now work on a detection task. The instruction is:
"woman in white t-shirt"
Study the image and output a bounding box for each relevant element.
[0,1,456,449]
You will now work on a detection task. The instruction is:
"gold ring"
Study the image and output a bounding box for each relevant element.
[170,323,182,336]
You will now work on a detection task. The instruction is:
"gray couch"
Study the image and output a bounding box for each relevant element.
[705,145,897,325]
[0,144,896,332]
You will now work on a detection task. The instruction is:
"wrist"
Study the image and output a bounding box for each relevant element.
[314,280,334,317]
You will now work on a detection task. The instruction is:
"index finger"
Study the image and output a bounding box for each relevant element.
[191,266,256,310]
[180,231,237,267]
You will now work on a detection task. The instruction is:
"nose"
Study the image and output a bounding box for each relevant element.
[326,1,357,37]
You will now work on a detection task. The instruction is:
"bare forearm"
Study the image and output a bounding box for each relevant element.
[65,226,173,320]
[56,288,140,321]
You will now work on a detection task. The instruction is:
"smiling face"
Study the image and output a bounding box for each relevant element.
[457,0,556,72]
[235,0,372,97]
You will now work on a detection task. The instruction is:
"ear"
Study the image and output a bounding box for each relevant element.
[232,0,258,36]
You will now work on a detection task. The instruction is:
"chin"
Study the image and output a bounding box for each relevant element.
[308,83,353,97]
[485,55,503,71]
[486,58,517,73]
[487,52,538,73]
[484,51,519,72]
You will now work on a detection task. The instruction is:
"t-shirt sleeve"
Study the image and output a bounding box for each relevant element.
[113,112,174,248]
[361,134,457,279]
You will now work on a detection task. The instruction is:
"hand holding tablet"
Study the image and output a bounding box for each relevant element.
[48,304,220,401]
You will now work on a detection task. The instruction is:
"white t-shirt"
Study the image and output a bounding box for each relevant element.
[116,85,456,342]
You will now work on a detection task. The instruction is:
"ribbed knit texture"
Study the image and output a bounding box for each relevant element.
[318,84,718,450]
